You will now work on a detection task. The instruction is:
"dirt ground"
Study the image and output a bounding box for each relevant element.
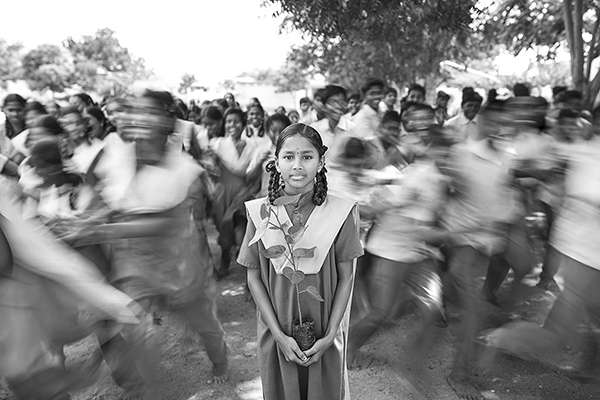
[3,232,600,400]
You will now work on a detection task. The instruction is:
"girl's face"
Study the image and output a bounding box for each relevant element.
[3,101,25,127]
[347,98,359,114]
[27,126,50,149]
[105,102,122,125]
[120,97,171,165]
[288,112,299,123]
[69,96,86,113]
[384,92,397,107]
[202,117,221,138]
[83,111,102,139]
[268,121,286,145]
[324,94,347,122]
[225,113,243,139]
[45,102,60,118]
[276,135,323,194]
[364,86,384,110]
[248,106,263,128]
[380,120,401,140]
[402,109,435,133]
[61,113,87,143]
[25,110,42,129]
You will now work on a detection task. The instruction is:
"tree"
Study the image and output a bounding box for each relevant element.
[21,44,72,92]
[481,0,600,106]
[179,73,197,94]
[272,59,310,93]
[269,0,479,89]
[64,28,151,95]
[0,40,24,87]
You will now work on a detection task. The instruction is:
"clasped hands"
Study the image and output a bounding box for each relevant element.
[274,331,335,367]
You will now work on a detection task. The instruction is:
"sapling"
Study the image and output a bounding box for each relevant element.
[249,194,324,350]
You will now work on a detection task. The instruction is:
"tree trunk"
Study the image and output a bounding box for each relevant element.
[563,0,585,91]
[589,70,600,107]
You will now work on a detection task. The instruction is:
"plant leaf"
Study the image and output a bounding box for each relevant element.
[288,224,307,242]
[288,224,303,235]
[260,203,269,219]
[273,194,301,206]
[282,266,295,282]
[265,245,286,259]
[290,270,305,285]
[292,246,316,258]
[304,285,325,302]
[248,219,268,246]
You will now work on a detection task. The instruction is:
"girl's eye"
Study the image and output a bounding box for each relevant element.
[283,155,293,160]
[303,155,313,160]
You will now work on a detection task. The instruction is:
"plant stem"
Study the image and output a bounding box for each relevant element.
[270,206,304,325]
[296,285,303,325]
[272,209,297,270]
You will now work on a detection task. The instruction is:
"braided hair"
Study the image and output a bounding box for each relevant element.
[266,123,328,206]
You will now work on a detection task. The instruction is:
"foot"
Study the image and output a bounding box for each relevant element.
[209,362,229,384]
[447,372,483,400]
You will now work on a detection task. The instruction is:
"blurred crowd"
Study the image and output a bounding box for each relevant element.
[0,78,599,400]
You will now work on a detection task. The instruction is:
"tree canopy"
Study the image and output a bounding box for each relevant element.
[268,0,479,90]
[0,28,150,96]
[480,0,600,105]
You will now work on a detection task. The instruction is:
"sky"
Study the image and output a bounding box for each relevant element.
[0,0,303,87]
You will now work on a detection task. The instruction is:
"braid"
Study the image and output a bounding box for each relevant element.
[312,166,328,205]
[266,160,282,204]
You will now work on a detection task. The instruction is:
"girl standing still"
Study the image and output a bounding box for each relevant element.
[238,123,363,400]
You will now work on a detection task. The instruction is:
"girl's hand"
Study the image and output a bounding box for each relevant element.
[275,332,309,365]
[303,336,334,366]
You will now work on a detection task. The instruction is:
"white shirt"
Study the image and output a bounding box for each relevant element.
[70,139,105,175]
[445,112,479,143]
[11,129,30,156]
[299,109,318,125]
[550,137,600,270]
[349,105,380,139]
[365,160,446,262]
[310,118,348,164]
[378,101,393,115]
[209,136,261,176]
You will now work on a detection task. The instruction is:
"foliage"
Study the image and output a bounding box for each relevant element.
[0,29,150,96]
[64,28,151,95]
[245,66,309,92]
[268,0,480,89]
[179,73,197,94]
[479,0,600,105]
[0,40,24,87]
[249,194,323,325]
[21,44,72,92]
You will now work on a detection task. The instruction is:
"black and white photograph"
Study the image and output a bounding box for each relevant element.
[1,1,600,399]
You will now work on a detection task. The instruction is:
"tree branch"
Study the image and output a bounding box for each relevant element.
[589,68,600,107]
[586,7,600,81]
[573,0,585,88]
[563,0,576,80]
